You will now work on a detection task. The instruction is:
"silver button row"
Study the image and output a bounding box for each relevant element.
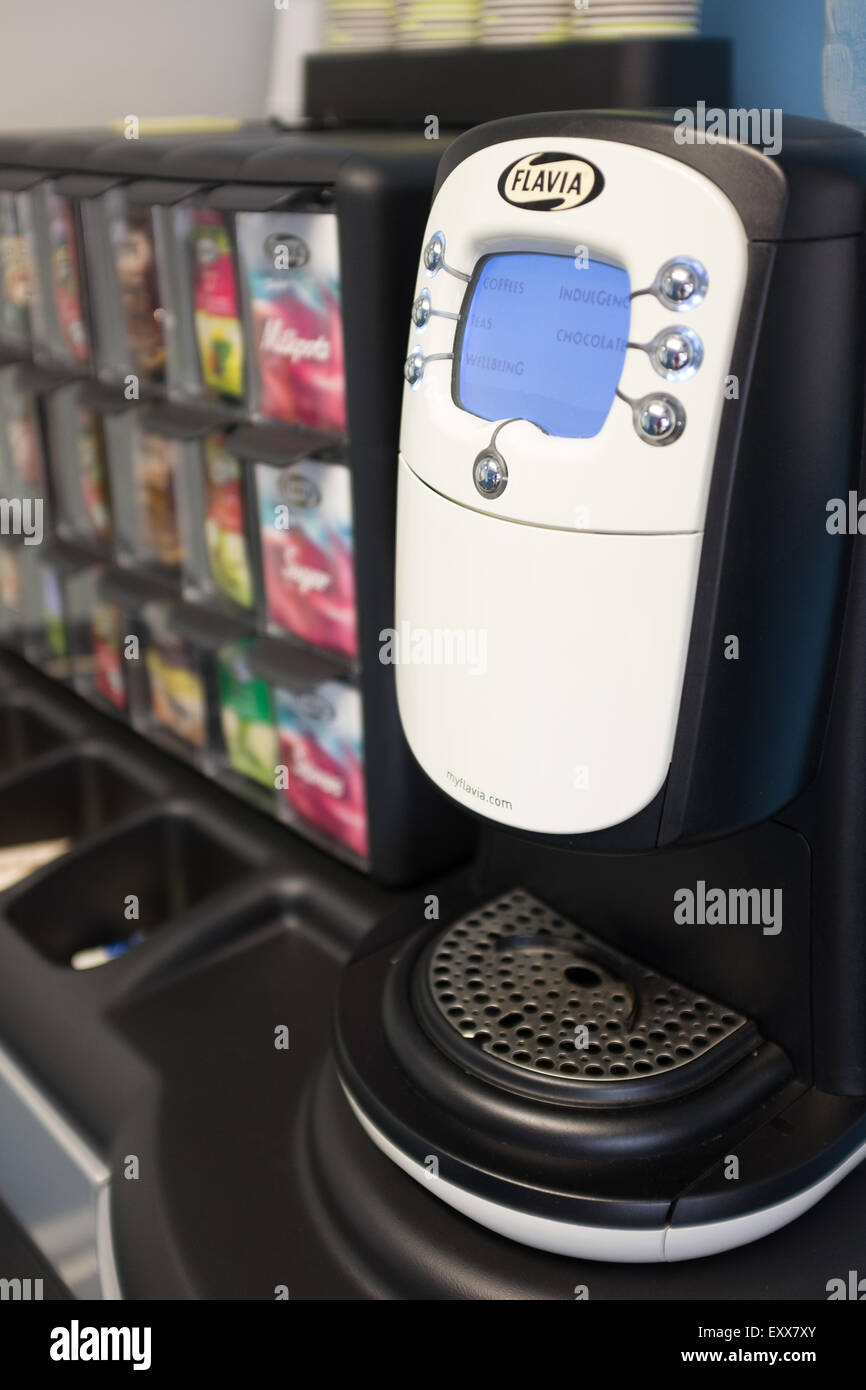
[420,238,708,308]
[634,259,705,438]
[468,393,686,503]
[405,246,706,452]
[635,261,705,431]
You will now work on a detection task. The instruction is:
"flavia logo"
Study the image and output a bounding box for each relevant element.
[287,691,334,723]
[265,232,310,269]
[278,471,321,509]
[498,152,604,212]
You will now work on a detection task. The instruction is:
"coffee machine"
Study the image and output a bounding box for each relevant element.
[334,111,866,1262]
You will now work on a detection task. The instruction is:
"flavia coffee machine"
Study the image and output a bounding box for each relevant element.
[335,111,866,1262]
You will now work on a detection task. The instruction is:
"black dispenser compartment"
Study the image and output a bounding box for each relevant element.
[0,747,151,854]
[109,882,348,1300]
[5,806,254,966]
[0,700,71,772]
[0,650,387,1000]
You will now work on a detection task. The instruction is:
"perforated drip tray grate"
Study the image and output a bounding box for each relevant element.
[414,889,758,1106]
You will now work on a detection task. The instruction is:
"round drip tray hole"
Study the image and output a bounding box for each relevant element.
[563,963,603,989]
[498,1011,524,1029]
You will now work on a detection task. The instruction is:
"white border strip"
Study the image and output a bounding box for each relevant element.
[664,1133,866,1262]
[342,1081,866,1265]
[342,1082,667,1263]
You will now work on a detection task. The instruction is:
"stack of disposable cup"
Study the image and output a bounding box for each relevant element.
[572,0,703,40]
[396,1,480,49]
[326,0,396,49]
[480,1,572,47]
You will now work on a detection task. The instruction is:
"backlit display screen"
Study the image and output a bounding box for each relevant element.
[455,252,631,438]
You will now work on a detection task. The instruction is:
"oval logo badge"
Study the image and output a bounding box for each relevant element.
[264,232,310,269]
[278,471,321,510]
[292,691,334,723]
[498,152,604,212]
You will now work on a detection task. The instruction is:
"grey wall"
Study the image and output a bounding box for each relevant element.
[0,0,832,133]
[0,0,278,130]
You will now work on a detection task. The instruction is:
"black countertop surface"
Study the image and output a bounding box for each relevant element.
[0,654,864,1299]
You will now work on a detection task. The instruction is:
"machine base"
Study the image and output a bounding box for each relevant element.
[342,1080,866,1263]
[334,889,866,1264]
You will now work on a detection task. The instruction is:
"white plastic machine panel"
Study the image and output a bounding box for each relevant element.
[401,136,748,535]
[395,136,749,835]
[396,458,702,833]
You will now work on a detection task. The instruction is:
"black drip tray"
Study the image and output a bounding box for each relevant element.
[6,809,253,966]
[414,889,758,1106]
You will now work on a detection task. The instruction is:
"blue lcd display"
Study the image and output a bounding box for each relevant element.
[456,252,631,438]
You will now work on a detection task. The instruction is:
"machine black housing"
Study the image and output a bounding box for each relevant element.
[334,113,866,1257]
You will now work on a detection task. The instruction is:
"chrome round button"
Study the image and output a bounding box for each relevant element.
[654,257,708,311]
[423,232,446,273]
[404,349,424,386]
[649,326,703,380]
[634,394,686,446]
[412,289,432,327]
[473,448,508,499]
